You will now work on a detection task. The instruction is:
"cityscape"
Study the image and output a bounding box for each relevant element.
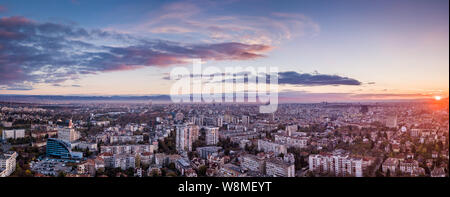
[0,98,448,177]
[0,0,449,179]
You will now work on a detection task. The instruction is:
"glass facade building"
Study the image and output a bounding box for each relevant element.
[46,138,72,159]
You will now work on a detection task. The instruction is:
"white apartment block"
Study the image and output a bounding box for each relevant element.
[399,160,419,175]
[109,135,144,144]
[309,152,363,177]
[265,158,295,177]
[75,141,98,152]
[112,154,136,170]
[2,129,25,140]
[0,152,18,177]
[274,134,308,149]
[101,144,156,154]
[257,139,287,155]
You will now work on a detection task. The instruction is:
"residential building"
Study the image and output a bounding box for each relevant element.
[309,151,363,177]
[176,125,193,152]
[2,129,25,140]
[265,157,295,177]
[0,152,18,177]
[257,139,287,155]
[274,134,308,148]
[196,146,222,159]
[241,154,266,174]
[58,127,80,142]
[382,158,399,173]
[399,160,419,175]
[205,127,219,145]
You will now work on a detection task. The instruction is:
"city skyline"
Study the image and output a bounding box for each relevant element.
[0,0,448,103]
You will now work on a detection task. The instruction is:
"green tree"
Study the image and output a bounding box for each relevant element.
[168,162,176,170]
[166,172,177,177]
[57,171,66,177]
[197,165,208,177]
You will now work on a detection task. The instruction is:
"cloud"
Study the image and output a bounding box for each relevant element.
[195,71,362,86]
[0,5,6,12]
[162,70,252,81]
[51,84,82,88]
[0,83,34,91]
[112,1,319,45]
[0,16,271,89]
[277,71,362,86]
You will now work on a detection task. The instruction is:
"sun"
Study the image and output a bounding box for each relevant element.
[434,96,442,101]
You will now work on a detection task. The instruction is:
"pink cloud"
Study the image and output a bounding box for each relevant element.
[0,16,32,26]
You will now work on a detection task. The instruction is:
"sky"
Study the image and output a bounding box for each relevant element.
[0,0,448,102]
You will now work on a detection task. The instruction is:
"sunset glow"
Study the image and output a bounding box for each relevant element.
[0,0,448,102]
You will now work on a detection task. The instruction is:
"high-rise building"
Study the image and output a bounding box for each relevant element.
[189,124,200,142]
[224,114,232,123]
[242,115,250,125]
[176,125,193,152]
[205,127,219,145]
[217,116,223,127]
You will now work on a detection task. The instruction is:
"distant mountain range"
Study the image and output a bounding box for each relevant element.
[0,94,172,103]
